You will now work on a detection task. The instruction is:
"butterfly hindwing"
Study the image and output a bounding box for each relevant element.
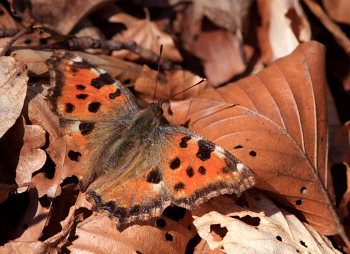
[86,124,255,222]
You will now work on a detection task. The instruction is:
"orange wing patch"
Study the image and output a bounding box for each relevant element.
[162,134,255,209]
[48,50,135,121]
[87,169,170,222]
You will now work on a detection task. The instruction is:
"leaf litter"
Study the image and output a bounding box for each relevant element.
[0,1,349,253]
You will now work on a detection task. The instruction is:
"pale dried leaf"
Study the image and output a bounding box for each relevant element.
[193,192,341,254]
[257,0,311,62]
[0,56,28,138]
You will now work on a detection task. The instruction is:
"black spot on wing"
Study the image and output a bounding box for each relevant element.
[76,84,86,90]
[198,166,206,175]
[186,166,194,177]
[170,157,181,170]
[91,73,115,89]
[76,94,88,99]
[180,136,191,148]
[65,103,74,113]
[109,89,121,99]
[79,122,95,135]
[146,168,162,184]
[196,139,215,161]
[174,182,185,191]
[88,102,101,113]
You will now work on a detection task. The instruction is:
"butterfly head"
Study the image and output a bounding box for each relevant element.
[129,101,163,137]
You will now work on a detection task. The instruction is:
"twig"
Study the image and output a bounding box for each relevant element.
[10,36,181,70]
[303,0,350,54]
[0,27,32,56]
[0,28,23,38]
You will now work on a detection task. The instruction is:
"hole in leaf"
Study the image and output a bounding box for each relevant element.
[231,215,260,226]
[39,194,51,208]
[300,240,307,248]
[276,235,282,241]
[156,218,166,228]
[295,200,302,205]
[24,39,32,44]
[210,224,228,240]
[300,187,307,194]
[249,151,257,157]
[165,232,173,241]
[68,150,82,162]
[234,145,243,149]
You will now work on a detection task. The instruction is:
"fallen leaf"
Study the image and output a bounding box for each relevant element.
[0,56,28,138]
[11,0,115,35]
[134,65,207,100]
[110,12,183,62]
[322,0,350,25]
[191,30,246,86]
[15,123,46,191]
[64,210,196,254]
[169,41,341,235]
[257,0,311,63]
[193,192,341,253]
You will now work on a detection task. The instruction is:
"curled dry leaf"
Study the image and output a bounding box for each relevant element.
[193,192,341,254]
[257,0,311,63]
[169,41,341,235]
[15,123,46,191]
[110,13,183,62]
[0,56,28,138]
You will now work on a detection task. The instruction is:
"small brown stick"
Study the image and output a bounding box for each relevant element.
[303,0,350,54]
[11,36,180,70]
[66,36,181,70]
[0,28,23,38]
[0,27,32,56]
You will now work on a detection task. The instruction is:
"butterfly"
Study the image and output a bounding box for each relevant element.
[47,50,255,224]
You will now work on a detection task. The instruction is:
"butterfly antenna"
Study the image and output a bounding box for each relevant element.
[167,78,206,101]
[153,44,163,103]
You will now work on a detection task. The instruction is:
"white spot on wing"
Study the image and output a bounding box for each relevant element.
[152,181,165,192]
[237,163,245,172]
[96,68,106,74]
[72,56,83,62]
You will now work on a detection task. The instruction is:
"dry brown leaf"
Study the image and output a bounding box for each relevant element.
[11,0,115,35]
[64,210,195,254]
[134,65,207,100]
[110,13,183,62]
[322,0,350,25]
[0,56,28,138]
[15,123,46,190]
[191,30,246,86]
[0,240,49,254]
[257,0,311,63]
[193,192,341,253]
[169,41,341,235]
